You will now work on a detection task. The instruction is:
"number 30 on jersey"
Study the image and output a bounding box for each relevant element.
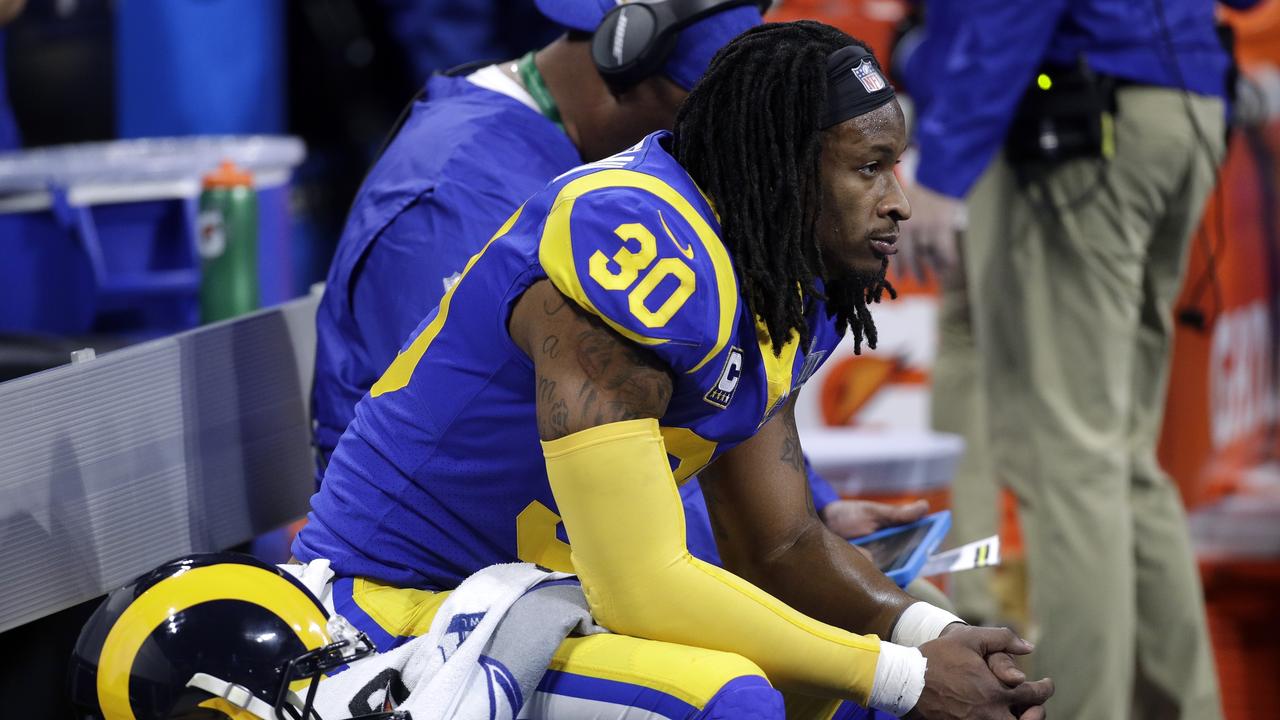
[587,220,695,328]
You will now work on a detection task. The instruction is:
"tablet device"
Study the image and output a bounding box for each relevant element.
[849,510,951,588]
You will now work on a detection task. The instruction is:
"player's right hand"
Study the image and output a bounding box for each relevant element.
[908,626,1054,720]
[822,498,929,539]
[897,182,965,284]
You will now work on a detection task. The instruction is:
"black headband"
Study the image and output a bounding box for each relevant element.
[822,45,896,129]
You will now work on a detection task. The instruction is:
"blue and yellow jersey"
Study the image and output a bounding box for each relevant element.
[294,131,845,590]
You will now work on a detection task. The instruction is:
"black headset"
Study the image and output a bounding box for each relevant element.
[590,0,769,87]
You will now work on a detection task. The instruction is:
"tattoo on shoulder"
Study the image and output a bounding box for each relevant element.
[536,374,571,438]
[549,398,570,436]
[538,375,557,403]
[541,335,561,359]
[533,306,674,439]
[780,411,805,474]
[573,322,672,424]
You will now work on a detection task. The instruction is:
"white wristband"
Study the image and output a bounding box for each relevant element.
[869,641,927,716]
[892,601,965,647]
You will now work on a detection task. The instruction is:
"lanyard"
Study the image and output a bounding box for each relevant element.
[516,51,565,133]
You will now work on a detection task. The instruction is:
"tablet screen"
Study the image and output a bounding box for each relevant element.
[858,522,934,573]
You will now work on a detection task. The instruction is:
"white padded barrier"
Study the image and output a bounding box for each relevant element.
[0,294,319,632]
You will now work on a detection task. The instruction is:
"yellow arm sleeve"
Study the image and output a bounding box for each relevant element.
[542,418,881,702]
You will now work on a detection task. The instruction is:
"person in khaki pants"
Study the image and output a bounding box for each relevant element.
[895,1,1254,717]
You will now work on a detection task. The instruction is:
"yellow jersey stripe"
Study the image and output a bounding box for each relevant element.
[756,319,801,420]
[694,185,721,224]
[98,564,328,720]
[538,169,737,373]
[516,500,576,573]
[350,577,449,640]
[549,633,769,709]
[371,205,525,398]
[660,425,718,484]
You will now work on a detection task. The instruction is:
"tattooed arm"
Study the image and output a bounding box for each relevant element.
[510,279,674,441]
[698,396,917,640]
[513,279,914,638]
[510,280,911,701]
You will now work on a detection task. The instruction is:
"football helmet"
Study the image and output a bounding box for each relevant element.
[68,552,403,720]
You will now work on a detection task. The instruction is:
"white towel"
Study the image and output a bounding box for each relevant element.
[278,558,337,614]
[314,563,604,720]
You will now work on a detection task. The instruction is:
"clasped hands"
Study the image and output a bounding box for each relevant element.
[909,624,1054,720]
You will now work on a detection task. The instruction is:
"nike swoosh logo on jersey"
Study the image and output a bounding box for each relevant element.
[659,210,695,260]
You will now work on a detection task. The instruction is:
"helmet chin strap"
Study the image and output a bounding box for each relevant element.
[187,673,311,720]
[187,625,392,720]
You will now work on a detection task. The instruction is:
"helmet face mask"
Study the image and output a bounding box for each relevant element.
[68,553,398,720]
[182,625,381,720]
[271,627,379,720]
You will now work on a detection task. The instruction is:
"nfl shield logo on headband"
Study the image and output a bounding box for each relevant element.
[853,58,886,93]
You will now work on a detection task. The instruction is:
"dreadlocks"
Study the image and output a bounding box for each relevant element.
[672,21,895,355]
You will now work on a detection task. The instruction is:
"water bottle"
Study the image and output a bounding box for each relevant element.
[198,160,260,323]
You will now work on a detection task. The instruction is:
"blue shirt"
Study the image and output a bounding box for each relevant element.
[373,0,559,84]
[297,132,846,590]
[313,73,579,469]
[909,0,1256,198]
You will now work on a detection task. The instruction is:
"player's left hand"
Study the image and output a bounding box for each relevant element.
[821,498,929,539]
[940,622,1029,689]
[938,623,1048,719]
[911,626,1052,720]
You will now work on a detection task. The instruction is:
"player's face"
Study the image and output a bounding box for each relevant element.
[815,100,911,279]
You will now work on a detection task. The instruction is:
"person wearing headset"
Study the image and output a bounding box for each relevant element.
[311,0,934,574]
[896,1,1260,718]
[297,14,1055,720]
